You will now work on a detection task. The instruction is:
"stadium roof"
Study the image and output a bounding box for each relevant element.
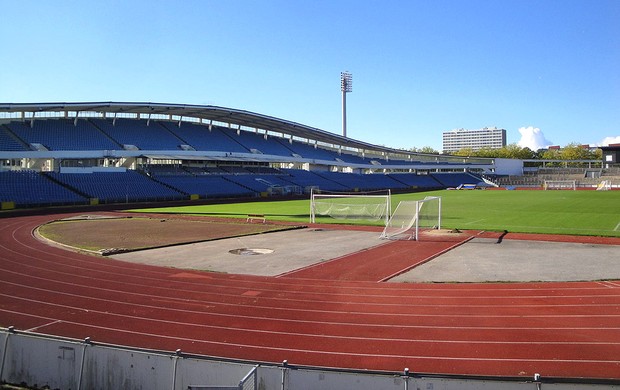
[0,101,400,154]
[0,101,495,167]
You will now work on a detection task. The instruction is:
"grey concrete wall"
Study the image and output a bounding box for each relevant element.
[0,329,615,390]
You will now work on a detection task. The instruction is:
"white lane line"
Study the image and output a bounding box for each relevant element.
[597,281,620,288]
[4,293,620,336]
[5,265,620,304]
[4,309,620,351]
[26,319,62,332]
[3,279,620,322]
[4,310,620,366]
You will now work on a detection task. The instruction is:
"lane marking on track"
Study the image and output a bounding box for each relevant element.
[3,278,620,321]
[4,294,620,338]
[3,272,620,319]
[3,309,620,365]
[379,233,481,282]
[7,253,619,296]
[26,319,62,332]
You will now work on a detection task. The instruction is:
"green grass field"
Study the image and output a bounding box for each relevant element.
[132,190,620,237]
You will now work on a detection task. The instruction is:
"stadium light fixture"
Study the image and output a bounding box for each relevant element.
[341,71,352,138]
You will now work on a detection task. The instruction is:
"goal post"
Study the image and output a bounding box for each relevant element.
[596,180,611,191]
[309,188,391,225]
[543,180,576,190]
[381,196,441,241]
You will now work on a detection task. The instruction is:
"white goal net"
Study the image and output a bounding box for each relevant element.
[310,189,391,224]
[543,180,576,190]
[597,180,611,191]
[380,196,441,241]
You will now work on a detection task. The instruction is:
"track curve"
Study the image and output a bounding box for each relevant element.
[1,213,619,380]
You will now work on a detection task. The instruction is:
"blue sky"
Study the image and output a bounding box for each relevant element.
[1,0,618,151]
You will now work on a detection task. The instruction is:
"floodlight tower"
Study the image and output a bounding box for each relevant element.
[341,71,352,138]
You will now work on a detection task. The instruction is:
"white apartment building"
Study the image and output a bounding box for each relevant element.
[442,127,506,153]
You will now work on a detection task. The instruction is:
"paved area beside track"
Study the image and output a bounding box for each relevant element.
[112,228,385,276]
[112,229,620,282]
[390,237,620,283]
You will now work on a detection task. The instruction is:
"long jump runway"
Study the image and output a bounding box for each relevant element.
[1,213,620,380]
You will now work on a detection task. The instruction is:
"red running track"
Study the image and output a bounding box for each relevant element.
[1,213,620,380]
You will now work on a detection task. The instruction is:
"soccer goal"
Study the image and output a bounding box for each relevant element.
[309,188,391,224]
[543,180,577,190]
[380,196,441,241]
[596,180,612,191]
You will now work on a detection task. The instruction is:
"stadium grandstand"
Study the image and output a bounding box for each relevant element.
[0,102,495,209]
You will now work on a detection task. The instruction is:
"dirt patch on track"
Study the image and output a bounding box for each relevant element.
[37,214,302,254]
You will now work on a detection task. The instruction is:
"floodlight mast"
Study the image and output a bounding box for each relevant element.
[341,71,352,138]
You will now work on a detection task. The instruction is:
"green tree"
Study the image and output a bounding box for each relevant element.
[474,147,497,158]
[418,146,439,154]
[407,146,439,154]
[560,143,591,160]
[452,148,475,157]
[500,143,535,159]
[540,148,562,167]
[541,148,561,159]
[449,144,534,159]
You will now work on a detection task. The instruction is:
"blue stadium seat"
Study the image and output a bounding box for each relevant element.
[159,122,249,153]
[312,171,409,191]
[0,126,28,151]
[387,173,443,188]
[336,153,370,164]
[281,169,349,191]
[224,130,295,156]
[6,119,120,151]
[275,139,340,161]
[0,171,87,206]
[47,171,185,203]
[431,173,482,187]
[156,175,255,198]
[91,119,185,150]
[225,174,295,193]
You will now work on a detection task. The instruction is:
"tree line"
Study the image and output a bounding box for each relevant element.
[409,143,602,160]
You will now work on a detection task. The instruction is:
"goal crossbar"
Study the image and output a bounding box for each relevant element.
[310,189,391,224]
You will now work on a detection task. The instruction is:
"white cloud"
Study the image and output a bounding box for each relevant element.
[517,126,553,150]
[597,136,620,147]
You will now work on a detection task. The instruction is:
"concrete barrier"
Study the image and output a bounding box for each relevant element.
[1,328,617,390]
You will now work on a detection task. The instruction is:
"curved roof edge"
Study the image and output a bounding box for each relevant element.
[0,101,493,165]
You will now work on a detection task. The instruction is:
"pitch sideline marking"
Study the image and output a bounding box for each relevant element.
[614,221,620,231]
[463,219,485,226]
